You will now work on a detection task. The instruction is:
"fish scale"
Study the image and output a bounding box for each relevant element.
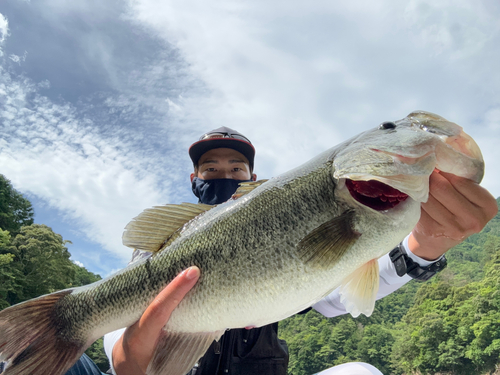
[0,111,485,375]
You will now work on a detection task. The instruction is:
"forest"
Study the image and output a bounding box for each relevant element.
[1,173,499,374]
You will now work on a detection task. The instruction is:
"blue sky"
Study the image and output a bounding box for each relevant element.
[1,0,499,276]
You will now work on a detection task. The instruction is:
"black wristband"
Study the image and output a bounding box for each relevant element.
[389,243,447,282]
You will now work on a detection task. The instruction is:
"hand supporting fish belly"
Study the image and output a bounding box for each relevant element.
[0,111,488,375]
[112,266,201,375]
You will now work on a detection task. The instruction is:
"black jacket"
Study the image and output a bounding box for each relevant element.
[187,323,289,375]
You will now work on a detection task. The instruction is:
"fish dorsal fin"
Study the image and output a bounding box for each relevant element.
[339,259,379,317]
[232,179,269,199]
[122,203,213,252]
[297,210,359,269]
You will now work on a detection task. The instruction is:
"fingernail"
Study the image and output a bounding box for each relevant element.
[185,266,200,280]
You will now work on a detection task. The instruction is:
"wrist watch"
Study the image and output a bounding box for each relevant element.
[389,242,447,282]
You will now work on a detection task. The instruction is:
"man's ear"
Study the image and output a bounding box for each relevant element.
[251,173,257,181]
[190,173,195,182]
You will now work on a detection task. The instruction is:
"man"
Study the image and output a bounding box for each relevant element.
[105,127,289,375]
[104,127,497,375]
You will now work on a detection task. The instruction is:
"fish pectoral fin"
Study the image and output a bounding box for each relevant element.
[297,210,359,269]
[231,179,269,199]
[122,202,214,253]
[147,329,224,375]
[339,259,379,318]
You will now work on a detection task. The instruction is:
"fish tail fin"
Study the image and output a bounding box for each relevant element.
[0,289,88,375]
[339,259,379,318]
[147,329,224,375]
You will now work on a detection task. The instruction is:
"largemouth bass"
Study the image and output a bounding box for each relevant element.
[0,111,484,375]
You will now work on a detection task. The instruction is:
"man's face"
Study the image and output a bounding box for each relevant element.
[190,148,256,181]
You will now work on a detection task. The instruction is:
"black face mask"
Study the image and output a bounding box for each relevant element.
[191,178,251,205]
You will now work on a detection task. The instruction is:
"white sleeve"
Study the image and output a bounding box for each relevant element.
[313,234,443,318]
[104,328,126,375]
[103,249,152,374]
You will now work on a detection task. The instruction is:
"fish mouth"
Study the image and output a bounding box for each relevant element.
[345,179,409,211]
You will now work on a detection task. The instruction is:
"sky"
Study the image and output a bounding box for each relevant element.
[0,0,499,277]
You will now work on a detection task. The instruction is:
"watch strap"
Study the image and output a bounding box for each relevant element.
[389,243,447,282]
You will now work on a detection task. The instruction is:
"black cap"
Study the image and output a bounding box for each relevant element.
[189,126,255,170]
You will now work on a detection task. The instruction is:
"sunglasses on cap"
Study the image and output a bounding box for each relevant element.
[199,131,251,144]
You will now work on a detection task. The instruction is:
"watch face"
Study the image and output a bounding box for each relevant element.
[389,246,408,277]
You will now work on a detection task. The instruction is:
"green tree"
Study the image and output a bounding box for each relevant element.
[357,324,394,374]
[6,224,75,305]
[70,261,102,286]
[464,248,500,372]
[0,175,34,235]
[85,338,109,372]
[0,228,21,309]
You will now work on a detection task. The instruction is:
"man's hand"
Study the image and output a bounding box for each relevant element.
[409,170,498,261]
[112,266,200,375]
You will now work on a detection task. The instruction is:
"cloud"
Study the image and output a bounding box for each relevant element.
[404,0,497,60]
[126,0,500,181]
[0,14,7,41]
[0,66,172,263]
[484,107,500,131]
[0,13,8,57]
[9,51,27,65]
[0,0,214,271]
[474,106,500,195]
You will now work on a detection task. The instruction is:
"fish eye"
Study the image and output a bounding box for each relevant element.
[379,121,396,130]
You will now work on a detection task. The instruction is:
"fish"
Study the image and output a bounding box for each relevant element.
[0,111,484,375]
